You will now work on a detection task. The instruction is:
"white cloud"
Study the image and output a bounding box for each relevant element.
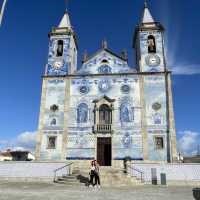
[0,131,37,153]
[16,131,36,151]
[170,64,200,75]
[177,130,200,156]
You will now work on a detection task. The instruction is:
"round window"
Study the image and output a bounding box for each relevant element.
[79,85,89,94]
[121,85,130,94]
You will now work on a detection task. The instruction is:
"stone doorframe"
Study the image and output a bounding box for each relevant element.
[92,95,115,166]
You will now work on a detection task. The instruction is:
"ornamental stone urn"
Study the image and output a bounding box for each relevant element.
[123,156,132,173]
[193,188,200,200]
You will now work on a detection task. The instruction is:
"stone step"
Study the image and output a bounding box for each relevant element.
[55,175,84,186]
[69,166,144,187]
[61,175,77,179]
[55,181,82,186]
[72,169,80,174]
[58,178,78,182]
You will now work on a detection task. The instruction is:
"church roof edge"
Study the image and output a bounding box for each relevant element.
[82,48,128,64]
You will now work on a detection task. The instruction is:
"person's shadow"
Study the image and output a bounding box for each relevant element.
[76,175,90,186]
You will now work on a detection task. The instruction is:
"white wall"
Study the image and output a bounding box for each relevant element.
[130,163,200,184]
[0,162,70,180]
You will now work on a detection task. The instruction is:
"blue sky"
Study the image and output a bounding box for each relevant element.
[0,0,199,156]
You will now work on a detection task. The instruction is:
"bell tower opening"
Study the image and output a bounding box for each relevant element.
[147,35,156,53]
[56,40,64,57]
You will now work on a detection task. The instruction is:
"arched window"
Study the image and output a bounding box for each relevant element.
[101,59,109,64]
[77,103,88,123]
[99,104,112,124]
[120,103,133,123]
[147,35,156,53]
[57,40,64,57]
[50,118,57,126]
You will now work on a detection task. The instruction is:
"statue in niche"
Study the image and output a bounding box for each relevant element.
[77,103,88,123]
[120,103,132,123]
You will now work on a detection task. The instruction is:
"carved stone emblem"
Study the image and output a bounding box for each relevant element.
[152,102,162,111]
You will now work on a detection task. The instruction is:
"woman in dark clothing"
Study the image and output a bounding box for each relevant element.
[89,160,95,187]
[94,160,101,188]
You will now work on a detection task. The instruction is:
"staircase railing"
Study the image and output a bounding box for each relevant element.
[53,162,73,182]
[127,164,144,183]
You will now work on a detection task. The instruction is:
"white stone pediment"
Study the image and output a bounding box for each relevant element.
[77,49,135,75]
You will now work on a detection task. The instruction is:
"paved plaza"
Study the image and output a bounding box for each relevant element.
[0,182,195,200]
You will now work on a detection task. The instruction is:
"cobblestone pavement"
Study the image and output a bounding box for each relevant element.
[0,182,195,200]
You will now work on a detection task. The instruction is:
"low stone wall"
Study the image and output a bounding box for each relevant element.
[0,161,69,181]
[1,161,200,185]
[131,163,200,185]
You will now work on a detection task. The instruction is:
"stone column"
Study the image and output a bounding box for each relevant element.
[35,78,47,160]
[139,75,148,161]
[62,78,71,160]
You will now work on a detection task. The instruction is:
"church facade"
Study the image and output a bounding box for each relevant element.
[35,3,177,166]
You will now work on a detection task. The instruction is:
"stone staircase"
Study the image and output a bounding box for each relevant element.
[54,166,143,187]
[54,167,89,186]
[98,167,143,187]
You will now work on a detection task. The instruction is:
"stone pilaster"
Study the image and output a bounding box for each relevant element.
[139,75,148,161]
[35,78,47,160]
[167,73,177,162]
[62,78,71,160]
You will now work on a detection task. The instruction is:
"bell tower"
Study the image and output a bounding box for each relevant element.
[35,10,78,161]
[133,2,177,163]
[134,2,166,73]
[46,11,78,76]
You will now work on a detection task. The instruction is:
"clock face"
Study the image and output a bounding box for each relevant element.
[47,60,67,76]
[145,54,161,67]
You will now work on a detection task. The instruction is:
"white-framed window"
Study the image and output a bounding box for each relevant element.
[154,136,164,150]
[47,136,57,149]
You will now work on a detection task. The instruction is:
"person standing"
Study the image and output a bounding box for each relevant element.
[94,160,101,188]
[89,160,95,187]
